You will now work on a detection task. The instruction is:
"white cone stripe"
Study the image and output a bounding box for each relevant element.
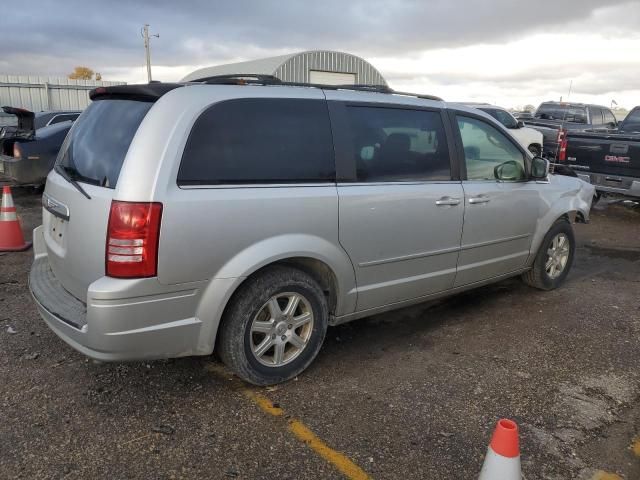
[0,211,17,221]
[478,447,521,480]
[1,192,14,209]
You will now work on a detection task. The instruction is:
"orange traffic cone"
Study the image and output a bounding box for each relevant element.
[478,419,521,479]
[0,186,32,252]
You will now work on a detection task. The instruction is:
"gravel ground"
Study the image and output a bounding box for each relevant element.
[1,190,639,479]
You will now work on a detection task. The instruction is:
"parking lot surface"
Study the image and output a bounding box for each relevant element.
[1,189,639,479]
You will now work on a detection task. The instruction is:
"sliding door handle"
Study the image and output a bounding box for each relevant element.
[468,196,490,204]
[435,197,461,206]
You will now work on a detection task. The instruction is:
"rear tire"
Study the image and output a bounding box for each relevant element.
[522,219,575,290]
[217,266,328,385]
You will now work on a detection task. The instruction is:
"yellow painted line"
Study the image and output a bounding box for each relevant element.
[631,437,640,457]
[243,389,284,417]
[287,418,372,480]
[205,363,372,480]
[590,471,623,480]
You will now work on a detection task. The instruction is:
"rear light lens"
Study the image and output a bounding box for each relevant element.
[106,201,162,278]
[557,129,568,162]
[12,143,22,159]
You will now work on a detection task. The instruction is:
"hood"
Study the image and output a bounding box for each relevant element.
[1,106,35,135]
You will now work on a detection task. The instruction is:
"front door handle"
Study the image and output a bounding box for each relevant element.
[468,196,490,204]
[435,197,461,206]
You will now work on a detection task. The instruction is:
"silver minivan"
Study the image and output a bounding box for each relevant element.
[29,79,595,385]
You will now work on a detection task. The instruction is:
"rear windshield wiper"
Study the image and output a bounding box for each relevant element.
[54,164,91,200]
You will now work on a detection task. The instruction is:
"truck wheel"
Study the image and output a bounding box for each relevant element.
[522,219,575,290]
[217,266,328,385]
[528,144,541,157]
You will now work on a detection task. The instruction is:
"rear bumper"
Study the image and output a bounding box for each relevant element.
[575,172,640,199]
[29,225,207,361]
[0,154,48,185]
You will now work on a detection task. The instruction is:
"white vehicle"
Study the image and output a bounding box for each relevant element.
[463,104,544,156]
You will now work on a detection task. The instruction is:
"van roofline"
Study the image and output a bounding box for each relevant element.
[90,76,443,103]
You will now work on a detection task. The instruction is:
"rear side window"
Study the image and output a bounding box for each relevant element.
[535,104,587,123]
[344,106,451,182]
[178,98,334,185]
[590,107,603,125]
[57,100,152,187]
[49,113,79,125]
[603,109,617,127]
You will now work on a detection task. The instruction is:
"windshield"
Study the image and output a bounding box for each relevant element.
[621,109,640,133]
[56,99,152,188]
[534,104,587,123]
[479,108,518,129]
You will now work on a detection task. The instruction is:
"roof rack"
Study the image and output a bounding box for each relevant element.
[192,74,443,101]
[194,74,282,85]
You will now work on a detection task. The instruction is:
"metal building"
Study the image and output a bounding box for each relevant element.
[0,75,125,125]
[181,50,387,86]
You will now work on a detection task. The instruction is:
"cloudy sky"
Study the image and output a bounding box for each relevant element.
[4,0,640,109]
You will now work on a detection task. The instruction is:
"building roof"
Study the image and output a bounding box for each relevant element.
[181,50,387,85]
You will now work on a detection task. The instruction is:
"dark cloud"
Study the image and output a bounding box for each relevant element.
[2,0,637,76]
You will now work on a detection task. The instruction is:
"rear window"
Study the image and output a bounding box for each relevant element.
[178,98,335,185]
[479,108,518,129]
[621,109,640,133]
[56,100,152,188]
[535,104,587,123]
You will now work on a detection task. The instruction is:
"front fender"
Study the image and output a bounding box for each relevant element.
[194,234,357,354]
[528,175,594,264]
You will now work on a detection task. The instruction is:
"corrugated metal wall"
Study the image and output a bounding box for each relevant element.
[0,75,125,126]
[274,51,387,85]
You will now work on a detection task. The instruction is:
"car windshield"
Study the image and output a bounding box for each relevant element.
[56,99,152,188]
[534,104,587,123]
[621,109,640,133]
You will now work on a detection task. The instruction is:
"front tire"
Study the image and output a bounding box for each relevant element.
[522,219,575,290]
[217,266,329,385]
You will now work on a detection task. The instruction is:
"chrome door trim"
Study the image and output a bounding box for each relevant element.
[358,245,461,267]
[460,232,530,251]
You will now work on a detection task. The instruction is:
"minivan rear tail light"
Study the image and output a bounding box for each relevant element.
[106,201,162,278]
[12,143,22,159]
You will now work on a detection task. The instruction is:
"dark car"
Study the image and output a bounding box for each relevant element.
[525,102,618,160]
[564,106,640,198]
[0,107,80,185]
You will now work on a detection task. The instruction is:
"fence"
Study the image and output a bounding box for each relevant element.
[0,75,126,126]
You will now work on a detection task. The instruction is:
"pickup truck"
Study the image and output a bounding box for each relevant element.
[564,106,640,198]
[524,102,618,160]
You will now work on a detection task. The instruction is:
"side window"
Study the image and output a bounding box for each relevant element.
[603,109,617,127]
[457,116,526,182]
[344,106,451,182]
[49,114,80,125]
[590,107,603,125]
[178,98,335,184]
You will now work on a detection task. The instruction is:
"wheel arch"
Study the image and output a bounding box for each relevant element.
[193,235,357,355]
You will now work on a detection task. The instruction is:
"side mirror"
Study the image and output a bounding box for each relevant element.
[517,120,525,128]
[494,160,525,181]
[530,156,549,179]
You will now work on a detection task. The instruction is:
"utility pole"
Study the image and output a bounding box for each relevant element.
[142,24,159,83]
